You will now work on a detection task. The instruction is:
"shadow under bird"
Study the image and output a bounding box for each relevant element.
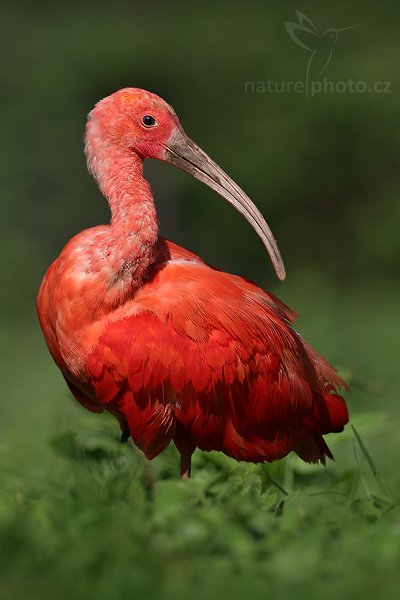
[37,88,349,478]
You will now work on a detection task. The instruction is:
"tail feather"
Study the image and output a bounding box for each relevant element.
[324,391,349,433]
[295,436,334,466]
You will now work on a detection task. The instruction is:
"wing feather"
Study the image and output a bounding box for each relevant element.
[87,257,348,462]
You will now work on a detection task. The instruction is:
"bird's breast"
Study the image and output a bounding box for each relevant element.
[37,227,144,378]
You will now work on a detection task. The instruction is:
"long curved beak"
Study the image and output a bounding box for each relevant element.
[163,126,286,281]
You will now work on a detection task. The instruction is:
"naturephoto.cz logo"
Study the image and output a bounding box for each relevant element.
[244,10,392,98]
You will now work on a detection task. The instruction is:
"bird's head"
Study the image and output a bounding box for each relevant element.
[86,88,285,281]
[86,88,180,159]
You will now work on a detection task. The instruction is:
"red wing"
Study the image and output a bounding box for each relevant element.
[87,259,348,462]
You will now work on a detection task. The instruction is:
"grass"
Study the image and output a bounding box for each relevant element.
[1,280,399,600]
[1,417,398,600]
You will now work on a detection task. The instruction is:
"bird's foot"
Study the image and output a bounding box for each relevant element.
[180,451,192,479]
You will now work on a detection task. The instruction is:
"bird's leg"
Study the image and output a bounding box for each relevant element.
[180,451,192,479]
[120,421,130,443]
[174,425,195,479]
[106,405,130,443]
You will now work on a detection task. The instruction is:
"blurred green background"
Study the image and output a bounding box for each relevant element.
[1,1,399,599]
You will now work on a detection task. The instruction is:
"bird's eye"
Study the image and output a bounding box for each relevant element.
[141,115,157,127]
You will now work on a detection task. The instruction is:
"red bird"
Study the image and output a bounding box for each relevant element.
[37,89,348,478]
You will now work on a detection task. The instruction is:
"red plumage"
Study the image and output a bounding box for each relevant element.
[37,89,348,477]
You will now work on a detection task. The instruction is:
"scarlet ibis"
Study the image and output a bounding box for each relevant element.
[37,88,348,478]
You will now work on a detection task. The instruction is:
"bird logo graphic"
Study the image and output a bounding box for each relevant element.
[285,10,358,96]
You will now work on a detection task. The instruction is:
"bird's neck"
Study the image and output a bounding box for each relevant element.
[90,144,159,284]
